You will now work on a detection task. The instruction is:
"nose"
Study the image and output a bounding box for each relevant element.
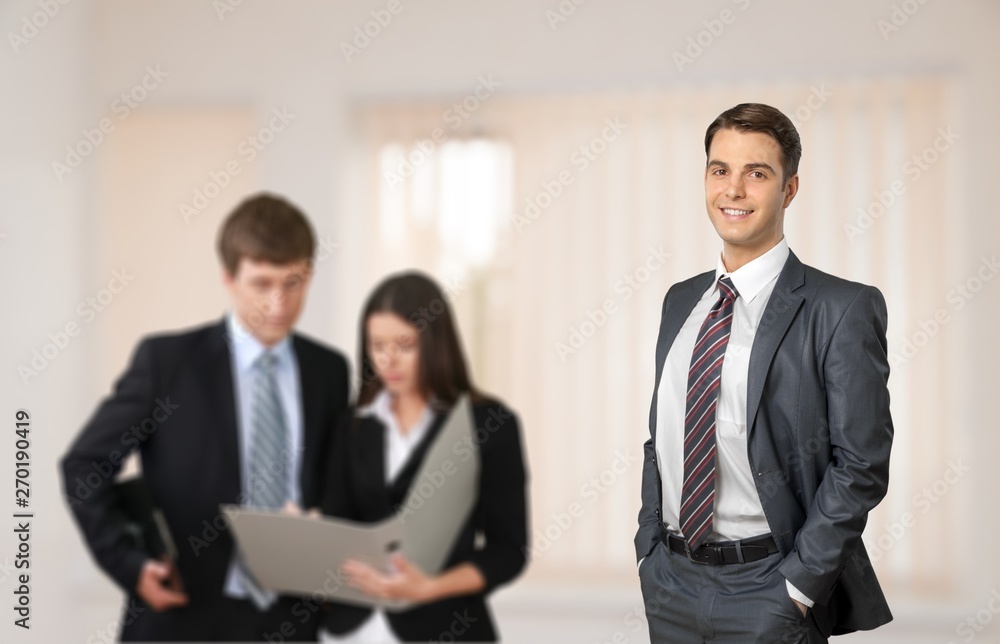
[725,174,745,199]
[265,287,289,314]
[379,352,395,369]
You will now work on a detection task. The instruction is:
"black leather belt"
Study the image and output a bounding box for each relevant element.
[661,525,778,565]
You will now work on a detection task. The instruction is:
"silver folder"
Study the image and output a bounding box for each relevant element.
[222,394,480,609]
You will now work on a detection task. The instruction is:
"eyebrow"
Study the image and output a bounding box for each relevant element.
[706,160,777,174]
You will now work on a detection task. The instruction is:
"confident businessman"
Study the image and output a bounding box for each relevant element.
[635,103,893,642]
[62,194,350,641]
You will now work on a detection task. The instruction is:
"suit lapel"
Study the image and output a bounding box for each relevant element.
[292,336,324,503]
[649,271,715,437]
[354,416,389,512]
[746,252,805,438]
[206,319,241,500]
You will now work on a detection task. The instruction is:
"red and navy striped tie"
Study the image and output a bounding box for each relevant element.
[680,276,739,551]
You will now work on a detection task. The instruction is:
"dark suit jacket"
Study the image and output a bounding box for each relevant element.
[61,318,349,636]
[635,251,894,637]
[319,398,529,642]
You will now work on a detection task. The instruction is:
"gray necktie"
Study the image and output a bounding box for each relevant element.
[248,351,289,509]
[238,350,289,609]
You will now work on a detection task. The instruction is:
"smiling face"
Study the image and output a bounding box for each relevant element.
[365,312,422,398]
[705,128,798,271]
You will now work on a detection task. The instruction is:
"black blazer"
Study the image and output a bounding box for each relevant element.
[60,319,349,630]
[319,398,529,642]
[635,251,894,637]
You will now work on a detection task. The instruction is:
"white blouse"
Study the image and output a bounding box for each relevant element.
[320,390,434,643]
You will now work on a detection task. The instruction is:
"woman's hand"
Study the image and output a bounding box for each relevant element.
[342,553,435,603]
[281,501,322,518]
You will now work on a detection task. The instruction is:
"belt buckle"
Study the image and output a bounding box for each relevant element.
[683,540,705,564]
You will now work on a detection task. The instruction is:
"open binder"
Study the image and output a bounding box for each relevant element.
[222,394,480,609]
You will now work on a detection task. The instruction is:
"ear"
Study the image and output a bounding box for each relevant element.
[782,174,799,208]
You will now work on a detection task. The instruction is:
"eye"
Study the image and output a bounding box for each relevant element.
[712,168,727,176]
[749,171,765,179]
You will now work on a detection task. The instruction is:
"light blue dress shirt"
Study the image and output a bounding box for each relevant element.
[222,310,304,600]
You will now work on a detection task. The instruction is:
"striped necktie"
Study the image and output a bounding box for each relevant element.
[680,276,739,551]
[238,350,288,609]
[248,351,289,509]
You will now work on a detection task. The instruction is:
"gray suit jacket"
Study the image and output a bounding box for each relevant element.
[635,251,893,636]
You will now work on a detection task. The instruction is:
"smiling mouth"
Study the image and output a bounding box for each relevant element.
[720,207,754,218]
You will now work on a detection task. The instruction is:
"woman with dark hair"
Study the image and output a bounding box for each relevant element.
[318,271,528,643]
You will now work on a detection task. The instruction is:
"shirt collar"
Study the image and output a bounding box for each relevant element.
[358,388,440,426]
[714,237,790,304]
[358,388,392,420]
[226,310,293,373]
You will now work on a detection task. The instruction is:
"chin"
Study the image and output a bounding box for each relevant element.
[266,323,293,336]
[385,382,418,397]
[381,381,403,395]
[255,329,288,347]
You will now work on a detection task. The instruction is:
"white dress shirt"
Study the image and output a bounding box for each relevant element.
[320,389,435,643]
[649,238,813,607]
[223,311,304,600]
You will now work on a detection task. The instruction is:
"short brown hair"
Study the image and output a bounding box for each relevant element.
[704,103,801,183]
[217,193,316,276]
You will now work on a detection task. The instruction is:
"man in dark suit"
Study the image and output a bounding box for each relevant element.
[635,103,893,642]
[61,194,350,641]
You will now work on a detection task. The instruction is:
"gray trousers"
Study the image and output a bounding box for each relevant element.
[639,539,826,643]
